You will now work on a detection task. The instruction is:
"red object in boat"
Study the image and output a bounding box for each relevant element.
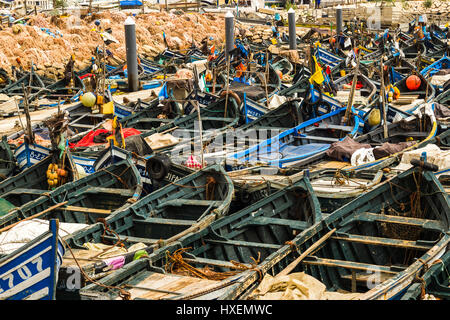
[406,75,421,91]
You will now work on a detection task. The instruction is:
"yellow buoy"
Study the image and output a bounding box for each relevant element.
[368,108,381,127]
[81,92,97,107]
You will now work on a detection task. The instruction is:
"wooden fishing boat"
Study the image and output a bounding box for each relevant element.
[0,149,79,210]
[57,164,233,298]
[229,166,385,214]
[140,95,241,144]
[0,219,65,300]
[0,135,16,181]
[168,98,305,167]
[118,99,181,132]
[229,164,450,300]
[226,106,362,170]
[0,157,143,229]
[240,78,309,123]
[292,107,438,173]
[332,73,377,107]
[384,56,417,84]
[387,72,435,114]
[13,141,96,176]
[77,174,322,300]
[420,56,450,93]
[93,143,192,193]
[400,250,450,300]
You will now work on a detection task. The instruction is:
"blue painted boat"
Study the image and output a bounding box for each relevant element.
[227,106,362,169]
[315,46,344,69]
[420,56,450,78]
[14,142,96,175]
[0,219,64,300]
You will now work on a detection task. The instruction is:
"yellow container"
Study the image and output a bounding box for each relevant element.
[340,70,346,77]
[101,101,114,114]
[96,95,104,105]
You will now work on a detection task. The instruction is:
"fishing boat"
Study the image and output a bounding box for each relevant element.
[389,72,435,114]
[240,78,309,123]
[57,164,233,297]
[0,219,65,300]
[332,72,377,107]
[140,95,241,146]
[77,174,322,300]
[292,106,438,173]
[93,143,192,193]
[228,165,385,214]
[13,141,96,175]
[0,157,143,230]
[168,98,304,167]
[0,149,79,211]
[420,56,450,93]
[232,164,450,300]
[226,106,362,170]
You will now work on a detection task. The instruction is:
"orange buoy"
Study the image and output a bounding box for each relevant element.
[406,75,421,91]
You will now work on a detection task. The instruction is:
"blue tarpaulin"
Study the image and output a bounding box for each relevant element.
[120,0,143,6]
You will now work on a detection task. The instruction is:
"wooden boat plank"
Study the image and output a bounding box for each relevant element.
[294,135,339,142]
[155,199,220,209]
[102,235,161,245]
[301,256,402,274]
[183,257,253,270]
[123,273,218,300]
[305,124,354,132]
[204,238,282,250]
[59,206,112,215]
[340,272,393,283]
[3,188,50,195]
[231,216,309,231]
[133,217,196,226]
[82,187,137,197]
[331,234,434,251]
[343,212,445,231]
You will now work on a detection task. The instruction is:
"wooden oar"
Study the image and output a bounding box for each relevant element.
[0,201,69,234]
[277,228,336,277]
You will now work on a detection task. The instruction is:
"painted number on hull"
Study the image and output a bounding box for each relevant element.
[0,257,44,294]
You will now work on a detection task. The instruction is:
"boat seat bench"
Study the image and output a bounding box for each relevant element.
[331,233,434,251]
[133,217,196,226]
[102,234,161,246]
[183,256,253,270]
[2,188,49,196]
[301,256,405,274]
[203,238,282,250]
[231,216,309,231]
[294,135,339,142]
[339,212,445,232]
[156,199,221,209]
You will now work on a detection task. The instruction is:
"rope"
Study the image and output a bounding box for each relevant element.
[165,247,262,282]
[60,237,131,300]
[97,218,125,249]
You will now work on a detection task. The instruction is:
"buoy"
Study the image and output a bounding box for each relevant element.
[81,92,96,107]
[368,108,381,127]
[406,75,421,91]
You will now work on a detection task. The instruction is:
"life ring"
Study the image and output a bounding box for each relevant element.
[220,90,241,106]
[146,154,172,180]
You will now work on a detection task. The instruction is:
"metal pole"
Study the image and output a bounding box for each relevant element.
[225,10,234,60]
[124,16,139,92]
[336,5,343,37]
[288,8,297,50]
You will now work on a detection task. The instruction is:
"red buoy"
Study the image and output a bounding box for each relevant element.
[406,75,421,91]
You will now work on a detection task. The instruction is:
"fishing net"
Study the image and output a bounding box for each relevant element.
[165,247,260,281]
